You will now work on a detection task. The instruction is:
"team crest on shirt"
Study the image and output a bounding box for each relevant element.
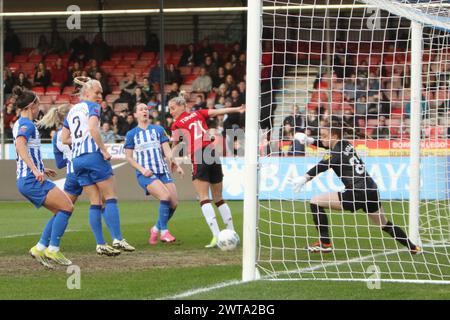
[19,125,28,133]
[150,131,157,141]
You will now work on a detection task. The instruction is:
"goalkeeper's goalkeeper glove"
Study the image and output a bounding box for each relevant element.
[294,132,315,145]
[287,176,308,193]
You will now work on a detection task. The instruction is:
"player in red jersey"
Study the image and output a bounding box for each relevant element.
[169,96,245,248]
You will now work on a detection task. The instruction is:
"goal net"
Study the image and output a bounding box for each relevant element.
[249,0,450,284]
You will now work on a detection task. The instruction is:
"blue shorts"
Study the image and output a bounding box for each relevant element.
[137,172,173,195]
[17,175,56,208]
[72,152,113,187]
[64,173,83,197]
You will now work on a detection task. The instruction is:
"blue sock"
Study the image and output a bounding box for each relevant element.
[103,199,122,240]
[89,205,106,245]
[38,215,55,247]
[158,200,171,231]
[49,211,71,247]
[168,207,176,221]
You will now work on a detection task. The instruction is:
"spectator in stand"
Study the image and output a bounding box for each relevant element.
[165,63,182,85]
[147,94,160,111]
[203,55,217,78]
[87,59,103,79]
[149,60,161,86]
[215,96,226,109]
[14,72,32,90]
[191,67,212,97]
[4,27,21,57]
[228,42,242,63]
[223,98,244,131]
[179,43,197,67]
[196,38,213,65]
[305,107,319,138]
[192,95,207,111]
[344,73,357,101]
[49,31,66,55]
[282,105,305,134]
[68,61,83,85]
[224,61,234,76]
[69,35,91,63]
[233,53,246,82]
[130,87,148,111]
[144,32,160,52]
[368,71,380,97]
[166,82,180,102]
[100,100,114,125]
[238,80,246,104]
[371,116,390,139]
[215,83,228,104]
[51,58,68,88]
[141,77,154,97]
[91,33,110,63]
[213,66,226,90]
[224,74,237,97]
[355,95,368,117]
[114,114,128,137]
[117,73,138,105]
[30,35,50,57]
[230,89,243,107]
[33,62,51,88]
[100,122,117,143]
[3,102,17,139]
[212,51,224,69]
[125,114,137,131]
[4,68,14,96]
[94,71,110,97]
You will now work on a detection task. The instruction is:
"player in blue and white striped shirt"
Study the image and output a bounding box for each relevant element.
[61,76,135,252]
[37,104,120,256]
[12,86,74,268]
[125,103,184,244]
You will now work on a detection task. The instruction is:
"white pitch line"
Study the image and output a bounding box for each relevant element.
[0,229,80,239]
[156,279,243,300]
[156,249,402,300]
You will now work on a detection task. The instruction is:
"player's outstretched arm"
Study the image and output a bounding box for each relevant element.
[207,104,246,118]
[124,148,153,177]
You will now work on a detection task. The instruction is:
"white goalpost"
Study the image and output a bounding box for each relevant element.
[243,0,450,284]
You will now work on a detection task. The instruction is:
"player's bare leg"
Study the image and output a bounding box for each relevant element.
[368,208,421,254]
[193,179,220,248]
[307,192,342,253]
[211,182,234,231]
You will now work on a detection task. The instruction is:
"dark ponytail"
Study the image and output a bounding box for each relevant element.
[12,86,37,110]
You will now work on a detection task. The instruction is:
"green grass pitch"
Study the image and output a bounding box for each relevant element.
[0,200,449,300]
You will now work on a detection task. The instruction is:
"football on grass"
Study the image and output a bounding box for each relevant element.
[217,229,240,251]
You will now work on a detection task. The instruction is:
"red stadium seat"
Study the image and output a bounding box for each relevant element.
[63,86,76,94]
[46,86,61,95]
[13,55,28,63]
[33,87,46,95]
[54,94,71,104]
[140,52,156,61]
[39,95,54,104]
[123,52,138,61]
[7,62,20,73]
[28,54,43,64]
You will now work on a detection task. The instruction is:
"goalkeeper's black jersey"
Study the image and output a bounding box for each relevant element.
[306,140,378,191]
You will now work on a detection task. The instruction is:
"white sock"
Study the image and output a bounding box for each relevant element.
[36,243,47,252]
[48,245,59,253]
[216,202,235,230]
[201,202,220,237]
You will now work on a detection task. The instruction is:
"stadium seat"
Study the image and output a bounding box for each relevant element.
[39,95,54,104]
[140,52,156,61]
[63,86,76,95]
[28,54,43,64]
[7,62,20,73]
[33,87,46,95]
[54,94,71,104]
[46,86,61,95]
[13,55,28,63]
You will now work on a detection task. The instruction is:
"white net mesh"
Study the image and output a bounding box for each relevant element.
[257,0,450,283]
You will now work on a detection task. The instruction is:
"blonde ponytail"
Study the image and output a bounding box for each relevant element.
[36,104,72,129]
[74,76,102,100]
